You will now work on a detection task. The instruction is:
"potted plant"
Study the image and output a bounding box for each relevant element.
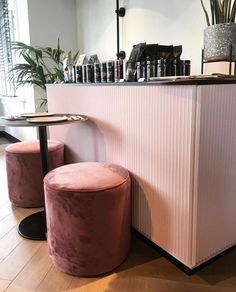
[10,40,78,108]
[200,0,236,61]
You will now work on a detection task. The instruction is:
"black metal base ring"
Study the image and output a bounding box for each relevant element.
[18,211,47,241]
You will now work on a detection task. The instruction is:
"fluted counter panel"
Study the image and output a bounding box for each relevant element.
[47,83,236,269]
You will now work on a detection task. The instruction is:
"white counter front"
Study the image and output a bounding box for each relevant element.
[47,83,236,269]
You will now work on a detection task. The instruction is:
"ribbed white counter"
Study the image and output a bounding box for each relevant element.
[47,82,236,269]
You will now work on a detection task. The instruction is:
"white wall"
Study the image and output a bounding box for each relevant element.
[76,0,117,62]
[27,0,78,53]
[75,0,226,74]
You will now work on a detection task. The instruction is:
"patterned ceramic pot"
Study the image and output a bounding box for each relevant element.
[204,23,236,61]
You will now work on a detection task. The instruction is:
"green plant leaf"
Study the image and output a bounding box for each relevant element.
[45,47,52,53]
[53,68,64,81]
[200,0,236,25]
[230,0,236,21]
[57,38,61,55]
[38,98,47,108]
[210,0,215,24]
[227,0,232,21]
[42,48,64,66]
[36,65,47,84]
[10,39,79,104]
[201,0,211,26]
[22,53,37,68]
[216,0,224,23]
[223,0,228,21]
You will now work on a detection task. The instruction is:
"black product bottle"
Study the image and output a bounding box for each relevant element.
[150,60,156,78]
[146,60,156,80]
[76,65,83,83]
[146,60,151,80]
[172,59,180,76]
[141,61,146,79]
[107,61,115,83]
[101,62,107,83]
[94,63,101,83]
[136,62,141,81]
[156,59,164,77]
[82,65,87,83]
[165,60,172,76]
[115,59,123,82]
[179,60,184,76]
[183,60,191,76]
[86,64,94,83]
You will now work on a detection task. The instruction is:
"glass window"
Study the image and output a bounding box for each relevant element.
[0,0,16,97]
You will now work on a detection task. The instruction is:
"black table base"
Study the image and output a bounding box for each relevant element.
[18,211,47,240]
[18,126,48,240]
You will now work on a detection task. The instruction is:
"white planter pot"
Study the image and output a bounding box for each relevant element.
[204,23,236,61]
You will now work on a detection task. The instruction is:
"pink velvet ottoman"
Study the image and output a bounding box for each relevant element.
[44,162,131,276]
[6,140,64,207]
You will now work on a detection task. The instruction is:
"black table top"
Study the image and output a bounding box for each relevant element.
[0,113,88,127]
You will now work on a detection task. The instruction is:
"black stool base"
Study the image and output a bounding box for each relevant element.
[18,211,47,240]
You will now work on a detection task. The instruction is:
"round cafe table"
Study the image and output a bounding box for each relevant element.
[0,113,88,240]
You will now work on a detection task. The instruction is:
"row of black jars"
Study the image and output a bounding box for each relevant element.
[136,59,191,80]
[74,60,124,84]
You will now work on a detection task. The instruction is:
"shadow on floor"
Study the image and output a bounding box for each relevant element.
[114,234,161,274]
[196,247,236,285]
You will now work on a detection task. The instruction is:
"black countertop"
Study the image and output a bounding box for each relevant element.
[47,76,236,87]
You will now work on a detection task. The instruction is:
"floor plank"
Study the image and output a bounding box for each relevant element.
[5,243,52,291]
[0,226,23,260]
[70,276,236,292]
[0,279,11,292]
[0,206,40,240]
[36,265,74,292]
[0,239,42,280]
[0,213,22,240]
[0,202,15,221]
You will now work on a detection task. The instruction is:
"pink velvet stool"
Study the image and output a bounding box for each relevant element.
[44,162,131,276]
[6,140,64,207]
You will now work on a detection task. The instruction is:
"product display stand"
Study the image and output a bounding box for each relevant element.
[201,44,236,75]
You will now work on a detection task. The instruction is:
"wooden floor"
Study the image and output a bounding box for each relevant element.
[1,138,236,291]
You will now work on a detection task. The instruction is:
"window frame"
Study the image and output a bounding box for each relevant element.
[0,0,16,97]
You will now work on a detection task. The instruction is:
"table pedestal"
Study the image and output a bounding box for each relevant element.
[18,126,48,240]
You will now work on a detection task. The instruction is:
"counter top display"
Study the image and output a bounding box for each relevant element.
[47,82,236,271]
[49,74,236,87]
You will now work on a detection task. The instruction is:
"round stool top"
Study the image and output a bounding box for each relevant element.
[44,162,129,192]
[6,140,64,154]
